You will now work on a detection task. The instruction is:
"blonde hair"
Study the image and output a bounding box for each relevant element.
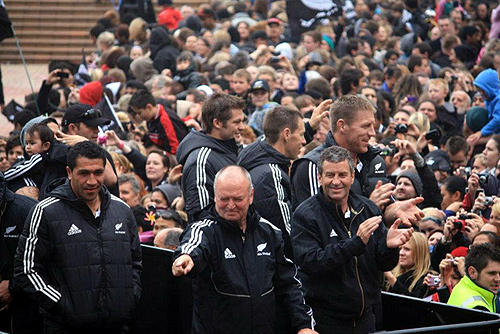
[409,112,430,133]
[429,78,449,94]
[492,202,500,218]
[129,17,147,42]
[389,232,430,292]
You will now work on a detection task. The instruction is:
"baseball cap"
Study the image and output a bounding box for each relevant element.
[267,18,282,26]
[62,104,111,128]
[425,150,451,173]
[249,79,270,93]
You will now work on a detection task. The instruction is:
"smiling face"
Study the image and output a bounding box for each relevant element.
[339,109,376,155]
[418,101,437,122]
[146,152,169,183]
[67,157,105,203]
[482,139,500,169]
[319,160,355,204]
[249,89,269,108]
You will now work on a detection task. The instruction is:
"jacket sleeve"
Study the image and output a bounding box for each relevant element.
[291,160,319,210]
[303,122,316,144]
[373,219,399,271]
[124,148,148,184]
[174,220,213,276]
[4,154,44,181]
[271,226,315,331]
[417,164,442,208]
[127,208,143,303]
[35,80,52,116]
[252,168,293,257]
[182,150,215,221]
[291,208,367,274]
[13,203,62,310]
[481,106,500,136]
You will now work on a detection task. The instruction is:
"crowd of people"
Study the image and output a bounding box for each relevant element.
[1,0,500,332]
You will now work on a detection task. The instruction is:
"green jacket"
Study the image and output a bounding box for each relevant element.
[447,275,497,312]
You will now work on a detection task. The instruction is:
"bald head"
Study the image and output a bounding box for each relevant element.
[154,227,183,250]
[214,165,254,227]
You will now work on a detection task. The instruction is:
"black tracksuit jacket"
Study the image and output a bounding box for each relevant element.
[13,179,142,329]
[291,190,399,321]
[175,205,315,333]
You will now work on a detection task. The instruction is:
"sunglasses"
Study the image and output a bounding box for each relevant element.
[74,108,102,123]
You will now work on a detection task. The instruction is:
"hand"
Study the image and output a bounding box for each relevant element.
[171,196,185,210]
[386,218,413,248]
[446,201,462,212]
[356,216,382,245]
[391,139,417,155]
[423,273,440,289]
[416,132,431,153]
[406,123,421,140]
[161,68,172,77]
[308,99,332,130]
[455,256,466,277]
[54,131,87,147]
[47,69,62,85]
[0,280,12,305]
[467,131,482,146]
[184,118,202,131]
[172,254,194,276]
[297,329,319,334]
[464,212,484,241]
[387,197,425,226]
[297,55,310,71]
[442,217,458,240]
[369,180,395,210]
[472,191,486,213]
[384,271,397,287]
[167,164,183,184]
[383,122,396,137]
[104,130,120,146]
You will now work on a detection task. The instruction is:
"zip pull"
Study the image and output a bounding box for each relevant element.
[348,231,351,238]
[241,234,246,243]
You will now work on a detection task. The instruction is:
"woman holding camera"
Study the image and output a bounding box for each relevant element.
[385,232,432,298]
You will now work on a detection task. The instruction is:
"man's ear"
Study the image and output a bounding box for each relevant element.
[213,118,222,130]
[283,127,291,141]
[337,119,346,133]
[66,166,72,179]
[468,266,478,280]
[67,123,77,135]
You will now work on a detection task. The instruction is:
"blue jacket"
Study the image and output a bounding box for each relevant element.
[474,69,500,136]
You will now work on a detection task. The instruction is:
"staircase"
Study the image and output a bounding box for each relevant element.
[0,0,207,64]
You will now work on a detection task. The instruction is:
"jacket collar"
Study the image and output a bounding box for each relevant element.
[463,274,497,302]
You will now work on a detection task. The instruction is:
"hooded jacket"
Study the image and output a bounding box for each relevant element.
[474,69,500,136]
[13,179,142,329]
[173,61,201,90]
[176,131,239,222]
[291,190,398,321]
[290,132,388,209]
[0,173,38,281]
[149,26,180,74]
[238,139,294,258]
[175,205,315,333]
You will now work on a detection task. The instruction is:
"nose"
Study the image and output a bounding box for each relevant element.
[368,124,376,137]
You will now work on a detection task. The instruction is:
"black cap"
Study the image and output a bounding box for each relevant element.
[62,104,111,128]
[249,79,270,93]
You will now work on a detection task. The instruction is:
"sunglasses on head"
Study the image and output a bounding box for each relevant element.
[74,108,102,123]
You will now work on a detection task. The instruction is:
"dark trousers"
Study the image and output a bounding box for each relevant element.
[44,323,128,334]
[313,306,376,334]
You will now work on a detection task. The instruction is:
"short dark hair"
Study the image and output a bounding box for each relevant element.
[148,149,170,169]
[330,95,375,132]
[305,77,331,100]
[442,175,467,200]
[6,135,21,154]
[303,30,322,43]
[201,92,245,133]
[445,136,469,156]
[67,141,106,170]
[177,50,194,63]
[129,89,157,110]
[407,55,423,72]
[339,68,363,95]
[473,231,500,248]
[27,123,54,144]
[318,146,355,175]
[413,42,432,57]
[466,243,500,275]
[13,110,36,128]
[263,106,303,145]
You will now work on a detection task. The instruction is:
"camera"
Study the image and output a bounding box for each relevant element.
[478,173,489,184]
[428,275,441,287]
[270,56,281,63]
[425,129,441,142]
[484,196,494,207]
[453,214,471,231]
[460,167,472,176]
[394,123,408,134]
[379,146,399,157]
[56,72,69,79]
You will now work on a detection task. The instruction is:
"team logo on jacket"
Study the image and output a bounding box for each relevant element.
[224,248,236,259]
[4,226,19,238]
[257,242,271,256]
[67,224,82,236]
[115,223,126,234]
[329,229,338,237]
[374,162,384,174]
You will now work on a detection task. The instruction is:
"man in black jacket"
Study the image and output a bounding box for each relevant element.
[291,146,413,333]
[291,95,424,226]
[238,106,305,258]
[291,95,390,209]
[173,166,317,334]
[177,92,245,222]
[0,172,42,333]
[13,141,142,333]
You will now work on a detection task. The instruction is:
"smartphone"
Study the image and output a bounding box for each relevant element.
[425,129,440,141]
[57,72,69,79]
